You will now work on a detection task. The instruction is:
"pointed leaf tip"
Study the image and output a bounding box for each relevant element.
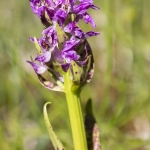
[43,102,66,150]
[34,37,42,54]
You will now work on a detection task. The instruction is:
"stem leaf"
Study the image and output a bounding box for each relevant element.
[43,102,66,150]
[85,99,101,150]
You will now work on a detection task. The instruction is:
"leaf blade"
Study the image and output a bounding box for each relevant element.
[84,99,101,150]
[43,102,66,150]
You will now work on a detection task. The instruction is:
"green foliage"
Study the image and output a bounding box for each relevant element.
[84,99,101,150]
[34,37,42,55]
[0,0,150,150]
[43,102,66,150]
[71,60,83,84]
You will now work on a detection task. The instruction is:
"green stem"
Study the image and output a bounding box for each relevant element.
[64,70,88,150]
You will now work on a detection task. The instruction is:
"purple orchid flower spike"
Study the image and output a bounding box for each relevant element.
[28,1,101,150]
[28,0,99,92]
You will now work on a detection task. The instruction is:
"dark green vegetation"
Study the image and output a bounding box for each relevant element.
[0,0,150,149]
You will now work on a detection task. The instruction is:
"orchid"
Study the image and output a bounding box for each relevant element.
[27,0,100,150]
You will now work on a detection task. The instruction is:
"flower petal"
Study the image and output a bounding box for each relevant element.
[73,2,99,15]
[35,51,51,63]
[61,50,80,63]
[30,0,42,14]
[62,36,80,51]
[74,27,84,39]
[45,0,55,7]
[83,13,96,28]
[27,61,47,74]
[42,26,58,47]
[85,31,100,38]
[55,9,67,26]
[64,22,76,33]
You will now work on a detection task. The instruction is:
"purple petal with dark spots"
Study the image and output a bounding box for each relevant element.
[73,2,99,15]
[64,22,76,33]
[69,0,76,9]
[30,0,42,14]
[55,9,67,25]
[42,26,54,35]
[83,13,96,28]
[42,26,58,47]
[35,51,51,63]
[74,27,84,39]
[54,0,63,7]
[36,6,46,18]
[27,61,47,74]
[62,36,80,51]
[61,50,80,63]
[51,47,63,63]
[85,31,100,38]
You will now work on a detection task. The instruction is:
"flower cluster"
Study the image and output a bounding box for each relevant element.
[28,0,99,92]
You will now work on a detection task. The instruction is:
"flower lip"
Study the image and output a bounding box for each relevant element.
[73,1,99,15]
[62,36,80,51]
[35,51,51,63]
[55,9,68,26]
[61,50,80,64]
[83,13,96,28]
[85,31,100,38]
[27,61,48,74]
[64,22,76,33]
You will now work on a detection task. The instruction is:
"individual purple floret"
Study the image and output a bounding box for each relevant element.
[28,0,99,92]
[27,61,48,74]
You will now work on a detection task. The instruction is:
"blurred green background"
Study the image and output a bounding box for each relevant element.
[0,0,150,150]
